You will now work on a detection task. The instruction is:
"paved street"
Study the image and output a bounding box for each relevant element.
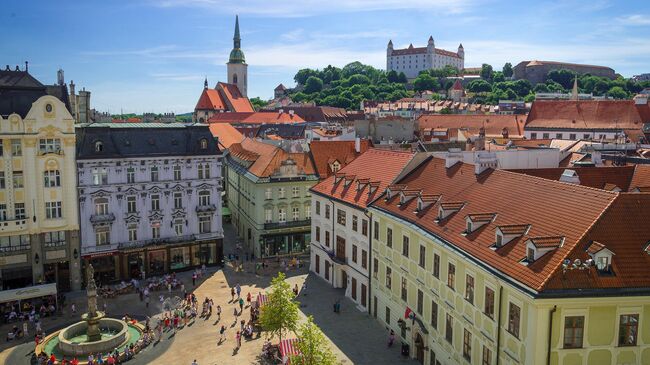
[0,224,419,364]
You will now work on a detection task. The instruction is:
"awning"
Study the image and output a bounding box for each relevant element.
[279,338,300,363]
[0,283,57,304]
[222,206,231,216]
[256,293,268,307]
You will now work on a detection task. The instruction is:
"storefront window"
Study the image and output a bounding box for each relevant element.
[88,256,116,285]
[128,253,144,279]
[170,247,190,270]
[148,250,166,275]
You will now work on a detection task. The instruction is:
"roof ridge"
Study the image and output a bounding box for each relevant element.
[497,168,620,196]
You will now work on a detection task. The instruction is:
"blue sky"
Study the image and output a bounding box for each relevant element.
[2,0,649,113]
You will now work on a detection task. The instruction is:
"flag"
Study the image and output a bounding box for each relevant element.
[404,307,412,319]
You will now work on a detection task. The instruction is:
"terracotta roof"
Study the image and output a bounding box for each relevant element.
[586,241,607,255]
[525,100,646,139]
[435,48,461,58]
[529,236,564,249]
[228,138,316,178]
[390,45,460,58]
[559,152,587,167]
[467,213,497,222]
[418,114,526,138]
[196,88,227,110]
[309,140,372,179]
[208,123,243,149]
[508,166,650,191]
[208,111,305,125]
[524,60,613,70]
[497,224,530,235]
[310,149,415,209]
[451,79,464,91]
[370,157,618,293]
[217,82,254,112]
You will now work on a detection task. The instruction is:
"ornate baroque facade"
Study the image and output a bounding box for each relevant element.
[387,36,464,79]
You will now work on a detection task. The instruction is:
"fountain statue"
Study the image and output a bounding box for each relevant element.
[82,264,105,342]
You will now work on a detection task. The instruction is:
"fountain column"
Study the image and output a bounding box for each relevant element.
[84,264,104,342]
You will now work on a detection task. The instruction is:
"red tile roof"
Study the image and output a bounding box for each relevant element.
[418,114,526,138]
[390,45,461,58]
[208,123,243,149]
[370,157,619,293]
[508,165,650,192]
[208,111,305,125]
[195,82,254,113]
[196,88,227,110]
[310,149,415,209]
[228,138,315,178]
[309,140,372,179]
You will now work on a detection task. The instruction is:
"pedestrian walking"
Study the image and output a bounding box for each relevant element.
[230,288,235,302]
[235,331,241,348]
[219,325,226,341]
[23,321,28,337]
[192,273,197,286]
[233,307,238,317]
[246,292,251,306]
[217,305,221,320]
[236,284,241,298]
[71,303,76,315]
[191,360,198,365]
[145,295,150,308]
[103,302,107,314]
[240,319,245,332]
[238,297,244,312]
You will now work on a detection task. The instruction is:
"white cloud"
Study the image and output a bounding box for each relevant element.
[153,0,474,17]
[616,14,650,26]
[245,43,384,69]
[281,28,305,41]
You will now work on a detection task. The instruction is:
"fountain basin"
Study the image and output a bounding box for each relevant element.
[57,317,129,357]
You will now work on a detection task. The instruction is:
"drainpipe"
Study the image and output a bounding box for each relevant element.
[331,200,336,287]
[495,284,503,365]
[547,305,557,365]
[364,210,372,316]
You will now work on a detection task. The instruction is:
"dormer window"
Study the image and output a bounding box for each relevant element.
[94,141,103,152]
[356,178,369,192]
[343,175,356,187]
[525,236,564,263]
[465,213,496,233]
[368,182,379,196]
[495,224,530,248]
[438,201,464,221]
[466,221,473,233]
[496,233,503,246]
[586,241,615,273]
[385,184,406,201]
[527,247,535,262]
[200,138,208,149]
[334,173,345,185]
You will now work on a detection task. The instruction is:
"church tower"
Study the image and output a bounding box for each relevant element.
[227,15,248,97]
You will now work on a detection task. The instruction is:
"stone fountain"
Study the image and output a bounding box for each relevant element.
[80,264,105,341]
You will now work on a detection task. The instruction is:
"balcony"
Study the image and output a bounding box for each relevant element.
[195,204,217,213]
[81,243,119,256]
[0,244,31,255]
[264,219,311,230]
[196,232,220,241]
[331,254,348,266]
[90,213,116,224]
[118,234,195,249]
[0,218,28,233]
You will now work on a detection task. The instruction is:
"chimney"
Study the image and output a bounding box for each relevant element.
[445,148,463,168]
[474,151,497,175]
[278,109,284,115]
[57,69,64,85]
[355,136,361,153]
[475,127,486,151]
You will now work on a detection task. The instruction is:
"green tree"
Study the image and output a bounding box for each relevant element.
[249,97,267,111]
[386,70,399,83]
[547,69,576,89]
[304,76,324,94]
[533,83,550,93]
[259,273,299,342]
[294,69,318,85]
[480,64,494,81]
[502,62,513,78]
[467,79,492,93]
[608,86,628,99]
[290,316,339,365]
[492,72,505,83]
[344,74,371,87]
[413,74,438,92]
[397,72,408,83]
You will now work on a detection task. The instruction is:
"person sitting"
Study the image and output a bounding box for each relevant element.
[6,325,21,341]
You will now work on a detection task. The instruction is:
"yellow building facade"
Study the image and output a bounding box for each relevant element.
[0,95,81,291]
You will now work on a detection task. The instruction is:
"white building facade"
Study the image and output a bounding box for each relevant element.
[387,37,464,79]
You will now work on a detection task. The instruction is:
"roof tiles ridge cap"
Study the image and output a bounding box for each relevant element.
[496,169,619,195]
[538,193,620,291]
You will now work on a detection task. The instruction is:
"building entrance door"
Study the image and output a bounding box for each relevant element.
[415,333,424,364]
[341,270,347,290]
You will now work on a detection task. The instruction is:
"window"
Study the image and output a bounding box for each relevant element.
[315,201,320,215]
[127,196,137,213]
[0,205,10,221]
[385,306,391,325]
[556,133,563,139]
[39,139,61,154]
[43,170,61,187]
[352,245,358,263]
[583,134,590,139]
[386,267,392,289]
[433,253,440,279]
[128,223,138,241]
[94,198,109,215]
[315,226,320,241]
[362,219,368,236]
[292,207,300,221]
[92,168,108,185]
[527,247,535,262]
[278,187,285,199]
[508,302,521,338]
[362,250,367,269]
[484,287,495,319]
[337,209,346,226]
[463,329,472,361]
[0,172,4,189]
[325,205,330,219]
[265,209,273,223]
[12,171,23,188]
[542,133,550,139]
[465,274,474,304]
[482,346,492,365]
[198,190,211,206]
[431,301,438,330]
[45,201,62,219]
[199,215,211,233]
[563,316,584,349]
[151,194,160,211]
[618,314,639,346]
[11,140,21,156]
[419,245,426,268]
[569,133,576,140]
[325,231,330,247]
[352,215,358,231]
[174,219,184,236]
[373,221,379,239]
[173,165,182,180]
[292,186,300,197]
[152,225,160,239]
[447,263,455,290]
[200,138,208,149]
[373,258,378,278]
[198,163,210,179]
[150,166,159,182]
[14,203,25,220]
[278,209,286,223]
[265,188,272,200]
[305,205,310,219]
[417,289,423,314]
[44,232,65,248]
[173,192,183,209]
[96,226,110,245]
[387,227,393,248]
[401,277,408,301]
[530,133,537,139]
[402,236,409,257]
[127,167,135,183]
[466,221,472,233]
[445,313,453,343]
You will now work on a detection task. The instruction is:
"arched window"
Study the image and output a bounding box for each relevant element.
[233,74,238,84]
[200,138,208,150]
[198,190,211,206]
[95,141,103,152]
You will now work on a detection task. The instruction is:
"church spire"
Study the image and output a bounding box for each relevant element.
[228,15,245,64]
[233,15,241,49]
